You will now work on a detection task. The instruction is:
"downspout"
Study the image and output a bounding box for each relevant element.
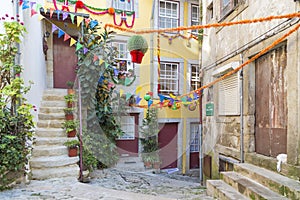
[199,90,203,185]
[240,54,244,163]
[150,0,155,92]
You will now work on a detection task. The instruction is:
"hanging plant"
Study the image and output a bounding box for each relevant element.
[127,35,148,64]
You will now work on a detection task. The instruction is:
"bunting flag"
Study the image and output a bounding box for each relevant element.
[99,59,104,65]
[114,68,119,76]
[70,13,75,24]
[93,55,99,62]
[119,89,124,97]
[83,47,88,54]
[85,18,91,27]
[50,8,55,18]
[126,93,131,101]
[58,29,65,38]
[63,12,69,20]
[64,33,71,41]
[30,1,36,8]
[77,16,83,27]
[125,77,131,86]
[148,99,153,108]
[51,24,58,33]
[158,94,166,103]
[56,10,61,20]
[38,15,44,21]
[136,96,142,105]
[76,42,83,51]
[36,4,42,12]
[70,38,76,46]
[31,9,38,16]
[89,20,98,29]
[135,85,142,94]
[22,1,30,10]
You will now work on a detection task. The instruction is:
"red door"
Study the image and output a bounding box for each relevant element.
[158,123,178,169]
[53,35,77,88]
[116,113,139,157]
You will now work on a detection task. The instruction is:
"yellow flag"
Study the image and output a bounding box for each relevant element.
[70,38,76,46]
[77,16,83,27]
[119,89,124,97]
[135,85,142,94]
[99,59,104,65]
[38,15,44,21]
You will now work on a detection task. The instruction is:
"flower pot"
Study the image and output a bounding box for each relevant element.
[67,89,75,95]
[65,114,74,120]
[67,102,75,108]
[68,147,78,157]
[144,161,152,169]
[130,50,144,64]
[67,130,76,137]
[153,162,160,169]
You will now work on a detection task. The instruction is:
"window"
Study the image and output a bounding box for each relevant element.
[206,2,213,22]
[112,41,133,72]
[190,64,200,91]
[218,73,240,115]
[190,123,199,152]
[159,62,179,95]
[191,4,200,35]
[159,0,179,29]
[220,0,239,19]
[118,116,135,140]
[113,0,134,11]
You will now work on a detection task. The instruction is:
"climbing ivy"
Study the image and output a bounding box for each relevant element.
[76,23,123,168]
[0,22,34,190]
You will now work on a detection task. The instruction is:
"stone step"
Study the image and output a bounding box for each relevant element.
[34,137,69,146]
[43,89,68,96]
[39,107,65,114]
[32,145,68,157]
[115,156,145,172]
[206,180,249,200]
[30,155,79,169]
[37,120,64,128]
[35,128,66,137]
[234,163,300,199]
[31,164,79,180]
[41,100,66,107]
[38,112,65,120]
[221,171,288,200]
[42,94,65,101]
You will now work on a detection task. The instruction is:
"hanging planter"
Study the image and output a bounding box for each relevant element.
[127,35,148,64]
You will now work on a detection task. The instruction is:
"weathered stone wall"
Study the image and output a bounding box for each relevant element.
[201,0,300,174]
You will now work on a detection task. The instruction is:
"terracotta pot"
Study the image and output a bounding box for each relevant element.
[130,50,144,64]
[67,130,76,137]
[68,147,78,157]
[144,161,152,169]
[153,162,160,169]
[67,89,75,95]
[67,102,75,108]
[65,114,74,120]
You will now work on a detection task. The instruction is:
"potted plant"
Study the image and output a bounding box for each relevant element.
[64,94,76,108]
[66,81,75,94]
[142,153,153,169]
[127,35,148,64]
[62,120,78,137]
[64,107,75,120]
[64,139,80,157]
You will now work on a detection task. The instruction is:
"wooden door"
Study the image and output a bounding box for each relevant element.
[116,113,139,157]
[53,35,77,88]
[158,123,178,169]
[255,45,287,157]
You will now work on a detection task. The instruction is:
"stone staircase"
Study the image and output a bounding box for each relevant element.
[115,156,146,172]
[207,163,300,200]
[30,89,79,180]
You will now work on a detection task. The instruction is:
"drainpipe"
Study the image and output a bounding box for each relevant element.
[199,90,203,185]
[150,0,155,92]
[240,54,244,163]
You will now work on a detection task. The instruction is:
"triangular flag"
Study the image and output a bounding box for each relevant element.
[76,42,83,51]
[63,12,68,20]
[99,59,104,65]
[50,8,55,18]
[136,96,142,105]
[83,47,88,54]
[70,38,76,46]
[56,10,61,20]
[125,77,131,86]
[19,0,23,6]
[170,93,177,99]
[148,99,153,108]
[126,93,132,101]
[181,96,187,103]
[114,68,119,76]
[135,85,142,94]
[64,33,71,41]
[31,9,37,17]
[89,20,98,29]
[85,18,91,27]
[158,94,165,103]
[105,62,109,68]
[30,1,36,8]
[22,1,29,9]
[51,24,58,33]
[58,29,65,38]
[36,4,42,12]
[93,55,99,62]
[77,16,83,27]
[69,14,75,24]
[119,89,124,97]
[38,15,45,21]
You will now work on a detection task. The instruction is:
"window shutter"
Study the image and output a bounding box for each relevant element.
[218,73,240,115]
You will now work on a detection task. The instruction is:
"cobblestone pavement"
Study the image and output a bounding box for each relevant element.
[0,168,213,200]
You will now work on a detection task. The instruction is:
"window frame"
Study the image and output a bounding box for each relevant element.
[220,0,239,20]
[112,41,134,72]
[118,115,135,140]
[158,0,180,29]
[190,64,201,91]
[159,62,180,95]
[191,4,200,35]
[113,0,134,11]
[190,123,199,153]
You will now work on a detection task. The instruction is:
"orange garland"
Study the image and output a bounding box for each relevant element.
[105,12,300,34]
